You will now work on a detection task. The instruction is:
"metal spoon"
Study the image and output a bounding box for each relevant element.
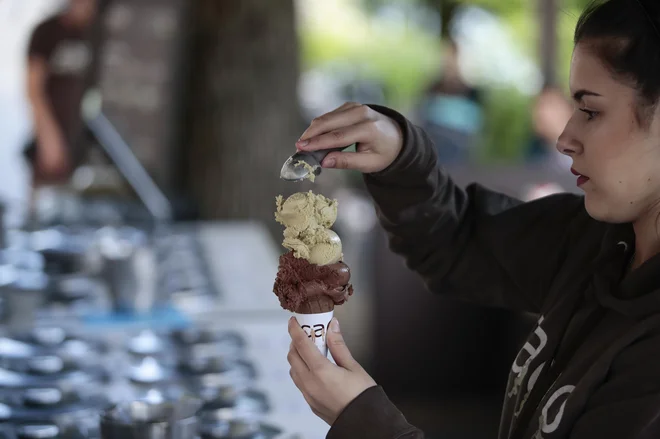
[280,145,353,182]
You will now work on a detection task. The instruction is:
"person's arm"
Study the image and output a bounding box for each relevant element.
[27,55,69,177]
[328,386,424,439]
[364,105,588,313]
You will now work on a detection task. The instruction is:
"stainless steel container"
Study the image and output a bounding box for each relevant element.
[99,237,156,313]
[0,265,48,332]
[100,397,201,439]
[198,414,283,439]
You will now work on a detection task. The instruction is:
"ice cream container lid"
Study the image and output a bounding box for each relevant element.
[0,265,17,287]
[100,397,201,439]
[30,229,66,252]
[200,389,269,416]
[23,388,63,407]
[103,397,201,423]
[0,337,34,358]
[172,329,245,350]
[129,357,169,384]
[199,418,282,439]
[59,339,94,359]
[31,328,66,347]
[12,271,49,292]
[16,424,59,439]
[127,331,164,356]
[0,403,12,420]
[0,250,45,272]
[54,277,98,300]
[27,356,64,375]
[6,230,30,249]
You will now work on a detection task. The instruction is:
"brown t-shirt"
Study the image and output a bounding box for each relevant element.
[28,15,92,148]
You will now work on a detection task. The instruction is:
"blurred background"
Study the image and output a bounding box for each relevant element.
[0,0,591,438]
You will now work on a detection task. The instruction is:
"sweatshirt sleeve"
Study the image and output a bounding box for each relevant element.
[365,105,587,313]
[327,386,424,439]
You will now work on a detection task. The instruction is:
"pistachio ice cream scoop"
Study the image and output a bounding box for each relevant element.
[274,191,342,265]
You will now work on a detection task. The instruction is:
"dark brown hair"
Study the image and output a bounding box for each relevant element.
[575,0,660,125]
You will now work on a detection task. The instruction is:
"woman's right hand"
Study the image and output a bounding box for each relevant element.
[295,102,403,174]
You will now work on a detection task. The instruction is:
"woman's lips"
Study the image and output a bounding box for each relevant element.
[570,168,590,187]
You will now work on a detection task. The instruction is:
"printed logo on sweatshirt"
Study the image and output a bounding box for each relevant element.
[509,316,548,403]
[510,317,576,437]
[533,385,576,438]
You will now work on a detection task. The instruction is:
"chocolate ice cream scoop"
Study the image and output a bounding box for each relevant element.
[273,252,353,313]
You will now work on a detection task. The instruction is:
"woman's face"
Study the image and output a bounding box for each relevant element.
[557,42,660,223]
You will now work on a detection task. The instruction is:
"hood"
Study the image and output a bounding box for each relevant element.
[592,223,660,319]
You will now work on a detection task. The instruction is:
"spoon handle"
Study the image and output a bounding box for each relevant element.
[305,144,354,165]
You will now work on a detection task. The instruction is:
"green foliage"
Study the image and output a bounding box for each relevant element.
[421,0,525,16]
[299,14,442,110]
[301,0,592,162]
[475,86,534,163]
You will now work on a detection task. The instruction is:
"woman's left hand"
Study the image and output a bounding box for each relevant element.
[287,316,377,425]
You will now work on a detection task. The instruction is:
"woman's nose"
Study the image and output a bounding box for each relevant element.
[556,128,583,156]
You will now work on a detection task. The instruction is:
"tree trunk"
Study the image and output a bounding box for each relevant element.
[538,0,558,87]
[185,0,306,238]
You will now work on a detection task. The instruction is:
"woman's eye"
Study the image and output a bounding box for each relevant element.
[580,109,599,121]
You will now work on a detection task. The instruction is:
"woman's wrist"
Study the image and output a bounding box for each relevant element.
[328,386,417,439]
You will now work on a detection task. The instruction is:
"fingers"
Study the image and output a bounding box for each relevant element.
[326,318,358,371]
[329,101,362,114]
[288,317,329,370]
[287,343,310,396]
[321,150,381,173]
[299,119,376,154]
[287,342,309,373]
[298,104,372,145]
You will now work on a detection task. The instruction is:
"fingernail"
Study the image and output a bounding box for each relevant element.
[297,139,309,148]
[324,158,336,168]
[330,318,340,333]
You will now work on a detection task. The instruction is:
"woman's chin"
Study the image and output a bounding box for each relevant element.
[584,196,634,224]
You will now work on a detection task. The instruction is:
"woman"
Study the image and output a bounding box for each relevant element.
[286,1,660,438]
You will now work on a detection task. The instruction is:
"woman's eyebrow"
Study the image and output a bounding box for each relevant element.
[572,89,602,102]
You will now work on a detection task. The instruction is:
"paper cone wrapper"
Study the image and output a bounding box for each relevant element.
[293,310,334,357]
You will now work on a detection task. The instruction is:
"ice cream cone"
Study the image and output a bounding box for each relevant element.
[274,192,351,357]
[294,295,334,314]
[293,297,335,357]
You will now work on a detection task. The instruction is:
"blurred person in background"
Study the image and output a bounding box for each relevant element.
[25,0,98,185]
[527,84,573,171]
[286,0,660,437]
[418,38,483,164]
[523,85,574,201]
[0,0,65,227]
